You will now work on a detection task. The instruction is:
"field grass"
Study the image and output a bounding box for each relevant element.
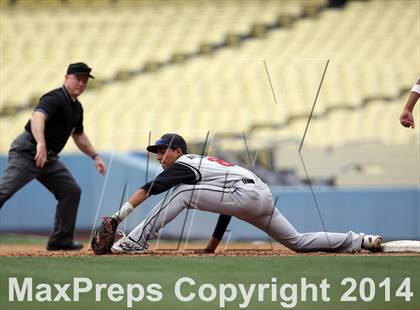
[0,234,49,244]
[0,255,419,310]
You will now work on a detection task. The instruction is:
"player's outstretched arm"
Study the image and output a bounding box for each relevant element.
[111,162,197,224]
[204,214,232,253]
[111,189,150,223]
[91,189,149,255]
[128,188,150,206]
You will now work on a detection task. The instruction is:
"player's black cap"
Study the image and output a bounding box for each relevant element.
[147,133,187,154]
[67,62,95,79]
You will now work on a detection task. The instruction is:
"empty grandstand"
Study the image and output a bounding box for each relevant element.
[1,0,419,187]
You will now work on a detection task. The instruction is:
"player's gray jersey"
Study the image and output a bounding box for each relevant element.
[176,154,261,188]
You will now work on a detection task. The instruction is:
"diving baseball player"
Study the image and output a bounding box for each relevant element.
[109,133,382,254]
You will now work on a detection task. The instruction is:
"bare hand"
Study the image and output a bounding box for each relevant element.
[204,247,215,253]
[204,237,220,253]
[400,109,415,128]
[34,143,47,168]
[94,156,107,175]
[192,248,215,254]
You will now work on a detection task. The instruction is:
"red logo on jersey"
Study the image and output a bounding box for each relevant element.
[206,156,234,167]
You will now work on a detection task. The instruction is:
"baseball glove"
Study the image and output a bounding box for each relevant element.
[91,217,119,255]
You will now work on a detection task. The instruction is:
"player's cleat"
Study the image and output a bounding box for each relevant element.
[111,233,147,254]
[361,235,383,251]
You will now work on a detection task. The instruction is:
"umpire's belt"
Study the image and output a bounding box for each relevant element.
[47,150,58,158]
[241,178,255,184]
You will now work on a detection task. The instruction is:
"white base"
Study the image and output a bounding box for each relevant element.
[381,240,420,253]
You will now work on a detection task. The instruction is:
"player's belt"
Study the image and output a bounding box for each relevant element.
[241,178,255,184]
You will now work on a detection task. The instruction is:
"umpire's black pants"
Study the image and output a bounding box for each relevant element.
[0,131,81,246]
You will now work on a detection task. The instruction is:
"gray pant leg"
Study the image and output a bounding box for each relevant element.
[37,159,81,246]
[0,131,81,245]
[248,208,363,252]
[0,154,81,246]
[0,134,41,207]
[128,188,187,247]
[229,183,363,252]
[128,184,241,247]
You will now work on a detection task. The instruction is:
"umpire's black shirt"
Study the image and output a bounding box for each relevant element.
[24,86,84,154]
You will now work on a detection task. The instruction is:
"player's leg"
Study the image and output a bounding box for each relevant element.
[112,184,243,253]
[240,186,365,252]
[112,185,195,252]
[36,159,81,248]
[174,183,362,252]
[249,208,364,252]
[0,136,41,208]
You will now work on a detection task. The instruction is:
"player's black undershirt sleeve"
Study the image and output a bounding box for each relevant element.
[141,162,199,195]
[212,214,232,240]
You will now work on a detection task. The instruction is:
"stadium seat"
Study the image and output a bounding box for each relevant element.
[1,0,419,156]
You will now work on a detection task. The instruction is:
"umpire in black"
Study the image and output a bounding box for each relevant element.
[0,62,107,251]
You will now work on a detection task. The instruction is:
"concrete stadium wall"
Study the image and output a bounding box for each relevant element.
[0,155,419,241]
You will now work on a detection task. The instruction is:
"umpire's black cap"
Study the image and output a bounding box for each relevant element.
[67,62,95,79]
[147,133,187,154]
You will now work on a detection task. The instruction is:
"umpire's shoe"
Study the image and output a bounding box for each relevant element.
[46,242,83,251]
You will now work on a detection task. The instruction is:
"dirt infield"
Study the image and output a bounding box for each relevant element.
[1,242,419,257]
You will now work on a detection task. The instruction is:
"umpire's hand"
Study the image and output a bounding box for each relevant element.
[94,155,107,175]
[35,142,47,168]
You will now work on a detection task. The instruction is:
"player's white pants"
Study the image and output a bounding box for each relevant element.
[128,182,364,253]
